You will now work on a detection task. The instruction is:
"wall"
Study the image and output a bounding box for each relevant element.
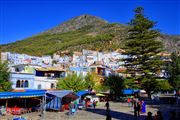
[10,73,35,90]
[34,76,57,89]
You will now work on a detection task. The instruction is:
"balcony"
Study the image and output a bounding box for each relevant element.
[35,76,57,82]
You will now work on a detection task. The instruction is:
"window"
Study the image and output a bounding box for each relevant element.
[24,80,29,88]
[16,80,29,88]
[20,80,24,88]
[16,80,20,88]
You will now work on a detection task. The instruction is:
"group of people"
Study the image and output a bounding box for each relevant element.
[127,97,146,117]
[128,97,179,120]
[144,110,178,120]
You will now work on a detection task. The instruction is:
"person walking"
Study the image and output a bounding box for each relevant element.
[133,100,138,117]
[105,101,110,111]
[93,100,96,109]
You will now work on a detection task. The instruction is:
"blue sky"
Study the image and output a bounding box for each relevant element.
[0,0,179,44]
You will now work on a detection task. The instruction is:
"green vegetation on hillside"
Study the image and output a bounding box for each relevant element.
[1,22,126,56]
[0,14,179,56]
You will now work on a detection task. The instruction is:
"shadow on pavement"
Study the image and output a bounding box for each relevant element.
[86,108,146,120]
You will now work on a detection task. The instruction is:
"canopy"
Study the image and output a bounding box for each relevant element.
[47,90,72,98]
[62,93,79,104]
[122,89,140,95]
[76,90,89,97]
[133,90,140,93]
[123,89,134,95]
[46,90,76,110]
[0,90,46,99]
[96,93,105,97]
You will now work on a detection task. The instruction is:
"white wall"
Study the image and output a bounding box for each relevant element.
[34,77,57,89]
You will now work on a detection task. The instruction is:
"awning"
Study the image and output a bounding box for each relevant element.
[122,89,134,95]
[46,90,76,110]
[122,89,140,95]
[46,90,72,98]
[76,90,89,97]
[0,90,46,99]
[96,93,105,97]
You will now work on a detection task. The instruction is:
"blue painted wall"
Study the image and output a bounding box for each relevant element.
[10,73,35,89]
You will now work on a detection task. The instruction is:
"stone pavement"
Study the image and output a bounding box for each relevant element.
[1,102,180,120]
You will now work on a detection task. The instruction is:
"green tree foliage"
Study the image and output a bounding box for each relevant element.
[157,80,172,91]
[57,73,88,92]
[84,72,107,92]
[124,78,140,89]
[84,72,96,89]
[123,7,163,98]
[0,61,12,91]
[166,53,180,91]
[104,75,124,97]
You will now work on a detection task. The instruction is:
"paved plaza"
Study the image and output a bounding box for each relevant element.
[1,102,180,120]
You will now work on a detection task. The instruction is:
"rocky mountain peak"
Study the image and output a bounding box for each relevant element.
[44,14,108,34]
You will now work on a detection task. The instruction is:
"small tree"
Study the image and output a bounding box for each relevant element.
[84,72,96,89]
[57,73,88,92]
[104,75,124,98]
[84,72,106,92]
[0,61,12,91]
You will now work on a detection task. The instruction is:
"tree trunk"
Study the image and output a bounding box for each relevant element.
[147,91,152,100]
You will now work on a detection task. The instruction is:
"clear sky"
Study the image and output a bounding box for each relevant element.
[0,0,179,45]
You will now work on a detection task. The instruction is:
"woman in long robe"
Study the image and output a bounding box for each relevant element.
[141,100,146,113]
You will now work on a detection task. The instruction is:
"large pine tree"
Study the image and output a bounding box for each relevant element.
[123,7,163,98]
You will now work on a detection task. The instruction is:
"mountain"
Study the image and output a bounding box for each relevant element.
[43,14,108,34]
[0,14,179,56]
[160,35,180,53]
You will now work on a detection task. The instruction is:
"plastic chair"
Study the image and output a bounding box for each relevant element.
[6,107,12,114]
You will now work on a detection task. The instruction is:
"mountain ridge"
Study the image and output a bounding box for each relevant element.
[1,14,179,56]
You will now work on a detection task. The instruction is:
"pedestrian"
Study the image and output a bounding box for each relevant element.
[74,100,78,111]
[137,101,141,117]
[93,100,96,109]
[144,112,153,120]
[69,102,73,115]
[141,99,146,113]
[127,97,131,107]
[133,100,140,117]
[154,111,163,120]
[82,99,86,108]
[105,101,110,111]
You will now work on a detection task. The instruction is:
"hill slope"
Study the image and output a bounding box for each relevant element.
[1,14,179,56]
